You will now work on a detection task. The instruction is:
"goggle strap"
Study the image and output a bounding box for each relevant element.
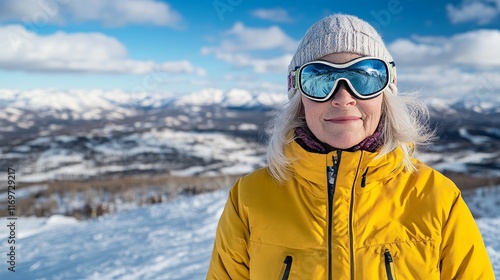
[287,67,300,91]
[389,61,396,84]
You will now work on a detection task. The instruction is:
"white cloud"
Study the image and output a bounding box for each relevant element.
[389,29,500,67]
[214,52,293,73]
[0,0,182,28]
[203,22,298,53]
[388,29,500,99]
[235,81,286,92]
[251,8,293,23]
[397,67,500,101]
[446,0,500,25]
[0,25,205,75]
[201,22,298,73]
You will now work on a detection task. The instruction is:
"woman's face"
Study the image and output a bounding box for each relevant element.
[301,52,384,149]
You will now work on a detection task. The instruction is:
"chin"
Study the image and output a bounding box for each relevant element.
[324,139,359,149]
[324,132,363,149]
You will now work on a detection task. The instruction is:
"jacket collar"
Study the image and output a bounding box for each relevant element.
[285,139,406,191]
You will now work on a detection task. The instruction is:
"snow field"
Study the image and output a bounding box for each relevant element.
[0,188,498,279]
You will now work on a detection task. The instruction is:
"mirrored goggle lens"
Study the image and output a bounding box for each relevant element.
[299,59,389,99]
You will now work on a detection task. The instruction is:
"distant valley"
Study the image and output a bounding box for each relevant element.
[0,88,499,218]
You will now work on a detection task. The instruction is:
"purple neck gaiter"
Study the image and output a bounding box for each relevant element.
[295,121,384,154]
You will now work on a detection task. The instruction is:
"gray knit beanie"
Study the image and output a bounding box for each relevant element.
[288,14,396,98]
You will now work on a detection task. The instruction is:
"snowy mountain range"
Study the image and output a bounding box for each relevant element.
[0,88,499,184]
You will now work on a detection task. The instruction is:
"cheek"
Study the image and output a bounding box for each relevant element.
[302,98,324,122]
[362,97,383,116]
[303,104,315,119]
[360,98,383,126]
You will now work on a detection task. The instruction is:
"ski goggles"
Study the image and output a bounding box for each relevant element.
[288,57,396,101]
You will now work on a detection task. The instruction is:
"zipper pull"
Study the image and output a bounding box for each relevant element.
[384,249,397,280]
[281,255,293,280]
[361,168,368,188]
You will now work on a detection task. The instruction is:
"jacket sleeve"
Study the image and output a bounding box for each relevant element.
[439,192,495,279]
[207,181,250,279]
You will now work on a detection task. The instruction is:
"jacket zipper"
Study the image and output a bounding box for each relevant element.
[349,154,364,279]
[349,174,356,279]
[327,151,341,280]
[384,249,397,280]
[361,168,368,188]
[281,255,293,280]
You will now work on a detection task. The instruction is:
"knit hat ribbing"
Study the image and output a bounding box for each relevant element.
[288,14,396,97]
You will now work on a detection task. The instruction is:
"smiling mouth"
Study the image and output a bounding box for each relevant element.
[325,116,361,123]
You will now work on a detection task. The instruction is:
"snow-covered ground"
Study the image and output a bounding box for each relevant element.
[0,190,226,280]
[0,188,499,279]
[1,128,266,182]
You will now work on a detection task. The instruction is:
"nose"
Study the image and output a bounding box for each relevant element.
[331,81,356,107]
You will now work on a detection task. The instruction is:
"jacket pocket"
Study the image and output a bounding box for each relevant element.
[280,255,293,280]
[384,249,397,280]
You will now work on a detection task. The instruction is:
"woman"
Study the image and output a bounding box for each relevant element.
[207,14,494,279]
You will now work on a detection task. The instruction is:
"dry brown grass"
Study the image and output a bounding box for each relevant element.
[442,171,500,191]
[44,174,238,195]
[4,171,498,219]
[2,174,242,219]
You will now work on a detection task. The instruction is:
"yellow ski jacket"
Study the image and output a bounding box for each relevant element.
[207,141,495,279]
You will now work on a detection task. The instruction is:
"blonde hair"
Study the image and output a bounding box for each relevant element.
[265,84,435,183]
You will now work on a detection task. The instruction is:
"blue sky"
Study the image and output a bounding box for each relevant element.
[0,0,500,99]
